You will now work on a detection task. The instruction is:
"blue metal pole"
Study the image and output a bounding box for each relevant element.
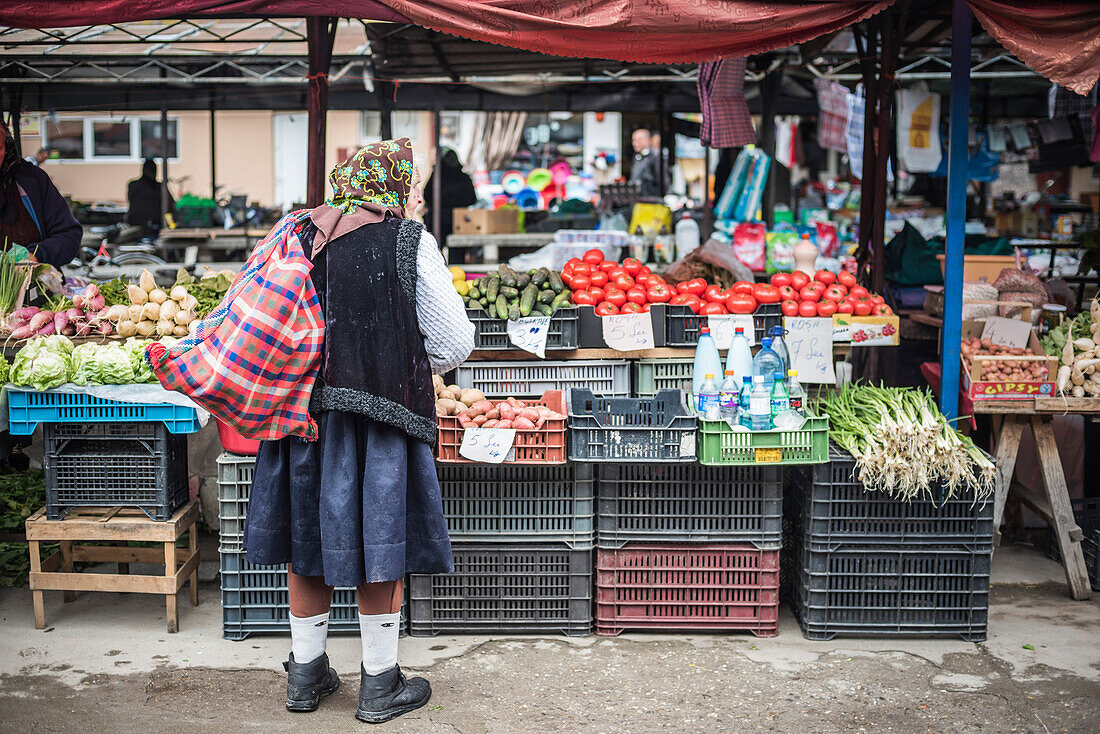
[940,0,972,421]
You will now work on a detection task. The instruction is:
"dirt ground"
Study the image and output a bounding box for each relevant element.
[2,582,1098,734]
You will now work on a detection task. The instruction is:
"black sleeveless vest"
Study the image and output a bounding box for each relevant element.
[304,215,437,446]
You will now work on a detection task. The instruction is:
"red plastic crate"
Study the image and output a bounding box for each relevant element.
[595,543,779,637]
[436,390,567,465]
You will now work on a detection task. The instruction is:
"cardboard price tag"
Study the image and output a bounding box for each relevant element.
[707,314,756,349]
[459,428,517,464]
[783,316,835,383]
[602,312,655,351]
[507,316,551,358]
[980,316,1031,349]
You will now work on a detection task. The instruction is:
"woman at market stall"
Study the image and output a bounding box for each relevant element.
[0,120,81,266]
[243,138,474,723]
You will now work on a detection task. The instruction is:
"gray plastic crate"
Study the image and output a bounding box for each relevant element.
[596,464,781,549]
[632,359,694,397]
[217,453,255,553]
[468,307,579,351]
[438,463,594,548]
[568,388,697,462]
[44,422,189,521]
[409,543,593,636]
[791,446,994,550]
[790,543,991,642]
[220,551,407,641]
[454,360,630,399]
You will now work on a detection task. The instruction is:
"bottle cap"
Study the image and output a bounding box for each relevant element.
[705,373,714,380]
[761,337,772,347]
[734,327,744,334]
[771,325,783,336]
[789,369,798,377]
[774,372,784,380]
[725,370,734,375]
[743,376,752,383]
[700,326,711,334]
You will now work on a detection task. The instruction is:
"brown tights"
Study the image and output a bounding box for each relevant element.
[288,568,403,617]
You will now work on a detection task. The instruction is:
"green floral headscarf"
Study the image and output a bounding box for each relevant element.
[326,137,414,213]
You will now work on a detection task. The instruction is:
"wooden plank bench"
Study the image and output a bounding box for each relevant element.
[26,499,200,632]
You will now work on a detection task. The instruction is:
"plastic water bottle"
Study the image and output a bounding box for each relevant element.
[725,327,754,384]
[753,337,783,380]
[692,326,723,401]
[749,376,773,431]
[630,225,650,263]
[697,373,721,419]
[675,212,701,260]
[769,326,790,380]
[770,371,790,417]
[788,369,805,415]
[738,376,753,429]
[719,370,739,422]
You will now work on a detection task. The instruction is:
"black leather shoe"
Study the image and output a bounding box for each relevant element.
[355,664,431,723]
[284,652,340,712]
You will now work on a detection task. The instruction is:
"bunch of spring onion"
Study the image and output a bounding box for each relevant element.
[816,383,996,502]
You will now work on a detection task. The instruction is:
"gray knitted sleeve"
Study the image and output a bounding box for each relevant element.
[416,230,475,374]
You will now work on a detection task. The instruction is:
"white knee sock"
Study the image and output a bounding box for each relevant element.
[359,612,401,675]
[289,611,329,664]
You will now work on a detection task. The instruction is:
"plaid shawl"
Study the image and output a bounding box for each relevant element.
[147,212,324,440]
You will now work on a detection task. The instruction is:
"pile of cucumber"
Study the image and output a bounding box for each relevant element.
[464,264,572,321]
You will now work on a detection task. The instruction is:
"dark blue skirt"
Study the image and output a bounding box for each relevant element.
[243,411,453,587]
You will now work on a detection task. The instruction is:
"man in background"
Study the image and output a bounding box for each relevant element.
[630,128,667,198]
[24,148,49,167]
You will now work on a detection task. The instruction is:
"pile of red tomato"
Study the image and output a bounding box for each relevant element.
[769,270,893,318]
[561,249,893,319]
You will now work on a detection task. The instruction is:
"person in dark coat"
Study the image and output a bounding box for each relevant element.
[630,128,669,199]
[0,120,81,267]
[244,138,474,723]
[423,148,477,242]
[126,158,175,235]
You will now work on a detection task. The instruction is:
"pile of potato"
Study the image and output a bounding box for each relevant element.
[433,375,486,416]
[960,337,1049,381]
[453,397,565,431]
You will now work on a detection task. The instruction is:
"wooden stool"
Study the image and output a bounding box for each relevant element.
[26,499,200,633]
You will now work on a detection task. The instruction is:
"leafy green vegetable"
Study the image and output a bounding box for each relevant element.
[97,345,135,385]
[10,338,73,391]
[0,471,50,587]
[174,267,232,317]
[97,276,130,307]
[0,357,9,385]
[70,343,101,386]
[1040,310,1092,357]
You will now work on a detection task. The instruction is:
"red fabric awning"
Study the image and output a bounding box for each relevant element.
[2,1,1098,94]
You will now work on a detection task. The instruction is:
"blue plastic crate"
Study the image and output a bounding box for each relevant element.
[7,389,201,435]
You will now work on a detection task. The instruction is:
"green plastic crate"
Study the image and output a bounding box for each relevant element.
[697,414,829,466]
[633,359,695,397]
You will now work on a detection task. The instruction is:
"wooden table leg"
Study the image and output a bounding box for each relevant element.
[29,539,45,629]
[992,415,1025,546]
[59,541,76,603]
[165,540,178,633]
[188,521,199,607]
[1031,415,1092,600]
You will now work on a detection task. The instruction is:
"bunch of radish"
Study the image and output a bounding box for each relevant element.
[455,397,564,430]
[7,283,112,339]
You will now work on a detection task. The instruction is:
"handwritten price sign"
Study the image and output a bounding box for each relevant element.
[507,316,551,358]
[707,314,756,349]
[784,316,835,384]
[459,427,517,464]
[602,312,656,351]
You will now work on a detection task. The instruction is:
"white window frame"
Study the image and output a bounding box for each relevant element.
[42,116,181,163]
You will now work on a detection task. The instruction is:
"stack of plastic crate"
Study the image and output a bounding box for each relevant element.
[409,463,595,636]
[788,446,994,641]
[7,390,200,521]
[217,453,405,640]
[586,460,782,637]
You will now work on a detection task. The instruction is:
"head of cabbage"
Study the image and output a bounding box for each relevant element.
[123,338,156,383]
[70,343,101,386]
[11,339,73,391]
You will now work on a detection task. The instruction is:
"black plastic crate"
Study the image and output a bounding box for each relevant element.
[791,543,991,642]
[791,446,995,550]
[468,306,579,351]
[220,551,407,641]
[408,543,593,636]
[568,388,697,462]
[1044,498,1100,591]
[664,302,782,346]
[596,464,782,550]
[44,422,188,521]
[437,463,594,548]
